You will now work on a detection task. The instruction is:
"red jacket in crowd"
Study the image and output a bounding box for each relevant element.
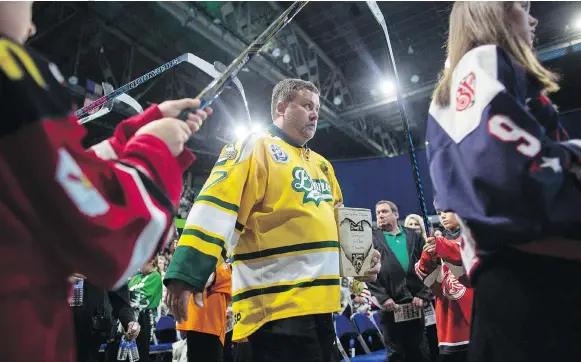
[415,234,473,355]
[0,36,193,362]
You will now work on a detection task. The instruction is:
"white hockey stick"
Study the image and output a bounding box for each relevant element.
[79,53,250,125]
[214,60,252,124]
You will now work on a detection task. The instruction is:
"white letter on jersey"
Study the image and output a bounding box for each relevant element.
[56,148,110,217]
[487,115,541,157]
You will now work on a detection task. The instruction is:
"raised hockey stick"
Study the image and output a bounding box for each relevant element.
[175,1,309,121]
[75,54,189,118]
[78,82,144,125]
[214,60,252,124]
[366,1,431,234]
[78,82,115,125]
[78,53,252,125]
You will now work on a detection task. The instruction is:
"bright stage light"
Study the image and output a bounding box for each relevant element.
[380,80,396,95]
[251,123,264,133]
[575,18,581,29]
[234,125,249,140]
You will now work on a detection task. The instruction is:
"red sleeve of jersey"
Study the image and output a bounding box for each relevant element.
[89,105,162,158]
[415,251,443,296]
[435,236,463,266]
[3,114,194,290]
[418,249,439,275]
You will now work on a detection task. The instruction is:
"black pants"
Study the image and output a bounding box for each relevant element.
[186,331,223,362]
[440,352,467,362]
[247,314,340,362]
[73,282,105,362]
[135,310,153,362]
[468,249,581,362]
[233,342,253,362]
[425,324,439,362]
[223,330,234,362]
[378,310,427,362]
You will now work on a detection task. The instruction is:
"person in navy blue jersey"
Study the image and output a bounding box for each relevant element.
[426,2,581,362]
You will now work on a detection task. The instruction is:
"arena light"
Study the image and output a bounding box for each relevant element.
[575,18,581,30]
[272,48,281,57]
[282,53,291,64]
[380,80,396,95]
[251,123,264,133]
[234,125,250,140]
[410,74,419,84]
[333,96,342,106]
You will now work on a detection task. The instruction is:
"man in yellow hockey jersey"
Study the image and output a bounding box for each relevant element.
[165,79,381,362]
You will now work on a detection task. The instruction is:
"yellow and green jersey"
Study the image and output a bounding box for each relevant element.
[165,124,343,341]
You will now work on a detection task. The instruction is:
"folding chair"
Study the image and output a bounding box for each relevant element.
[155,316,181,344]
[351,313,387,351]
[333,313,372,357]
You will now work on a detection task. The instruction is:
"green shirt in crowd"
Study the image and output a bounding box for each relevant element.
[128,271,163,313]
[383,227,409,271]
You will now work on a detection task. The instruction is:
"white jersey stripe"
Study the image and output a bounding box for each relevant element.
[232,250,339,293]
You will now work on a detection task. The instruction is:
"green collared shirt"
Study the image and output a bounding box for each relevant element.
[383,227,409,271]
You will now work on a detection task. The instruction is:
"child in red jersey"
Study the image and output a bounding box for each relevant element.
[415,210,473,362]
[0,3,212,362]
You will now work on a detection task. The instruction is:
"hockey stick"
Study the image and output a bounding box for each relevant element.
[78,54,251,125]
[214,60,252,124]
[366,1,431,234]
[78,82,115,125]
[78,82,143,125]
[176,1,309,121]
[75,54,189,118]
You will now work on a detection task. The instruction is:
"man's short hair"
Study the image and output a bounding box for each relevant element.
[376,200,398,214]
[271,78,319,120]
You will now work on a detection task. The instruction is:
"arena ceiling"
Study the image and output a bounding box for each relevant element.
[30,1,581,176]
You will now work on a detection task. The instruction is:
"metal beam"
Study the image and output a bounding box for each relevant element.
[157,1,387,156]
[267,2,345,79]
[340,82,435,120]
[267,1,355,109]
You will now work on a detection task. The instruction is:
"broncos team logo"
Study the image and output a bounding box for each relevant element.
[456,72,475,112]
[441,264,466,300]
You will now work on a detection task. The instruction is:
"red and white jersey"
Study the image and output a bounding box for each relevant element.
[0,36,194,362]
[415,235,473,355]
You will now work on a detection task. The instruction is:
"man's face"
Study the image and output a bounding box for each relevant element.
[281,89,320,144]
[438,211,459,231]
[376,203,398,230]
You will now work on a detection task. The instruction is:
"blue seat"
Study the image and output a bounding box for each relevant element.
[372,312,380,329]
[155,315,179,343]
[334,314,373,360]
[351,313,378,335]
[156,315,176,331]
[341,353,386,362]
[351,313,387,351]
[149,342,173,354]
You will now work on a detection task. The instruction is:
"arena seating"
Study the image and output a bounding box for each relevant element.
[334,313,387,362]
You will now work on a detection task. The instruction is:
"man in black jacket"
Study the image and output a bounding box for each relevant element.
[369,200,430,362]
